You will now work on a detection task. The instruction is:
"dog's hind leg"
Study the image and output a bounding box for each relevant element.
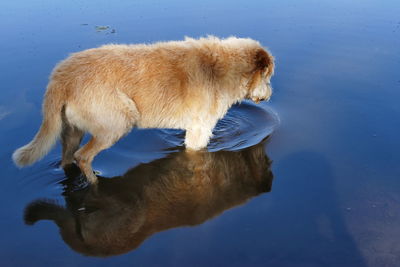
[73,115,136,184]
[71,90,139,184]
[73,134,121,184]
[60,107,84,167]
[61,123,84,168]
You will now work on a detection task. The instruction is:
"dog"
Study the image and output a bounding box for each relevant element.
[12,36,275,184]
[24,141,273,256]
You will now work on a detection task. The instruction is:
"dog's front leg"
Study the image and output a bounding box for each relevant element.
[185,125,213,150]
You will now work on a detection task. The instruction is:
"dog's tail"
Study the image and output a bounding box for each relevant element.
[13,83,65,167]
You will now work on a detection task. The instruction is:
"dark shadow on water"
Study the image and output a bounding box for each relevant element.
[24,141,273,257]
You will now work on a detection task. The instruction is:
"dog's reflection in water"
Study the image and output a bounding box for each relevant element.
[24,141,273,257]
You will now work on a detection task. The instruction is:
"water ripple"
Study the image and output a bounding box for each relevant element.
[160,101,279,152]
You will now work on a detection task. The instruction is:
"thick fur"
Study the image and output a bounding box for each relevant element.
[12,36,274,183]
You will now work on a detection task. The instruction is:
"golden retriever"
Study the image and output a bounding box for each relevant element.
[13,36,274,183]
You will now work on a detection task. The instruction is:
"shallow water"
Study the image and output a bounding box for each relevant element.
[1,0,400,266]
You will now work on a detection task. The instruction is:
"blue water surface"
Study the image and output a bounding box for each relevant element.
[0,0,399,266]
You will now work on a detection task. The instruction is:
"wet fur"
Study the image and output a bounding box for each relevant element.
[12,36,274,184]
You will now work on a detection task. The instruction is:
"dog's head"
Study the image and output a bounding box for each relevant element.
[246,48,275,103]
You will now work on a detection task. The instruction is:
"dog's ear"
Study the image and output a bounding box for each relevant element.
[246,49,274,91]
[253,49,274,74]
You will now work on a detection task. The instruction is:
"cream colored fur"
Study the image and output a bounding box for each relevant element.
[12,36,275,184]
